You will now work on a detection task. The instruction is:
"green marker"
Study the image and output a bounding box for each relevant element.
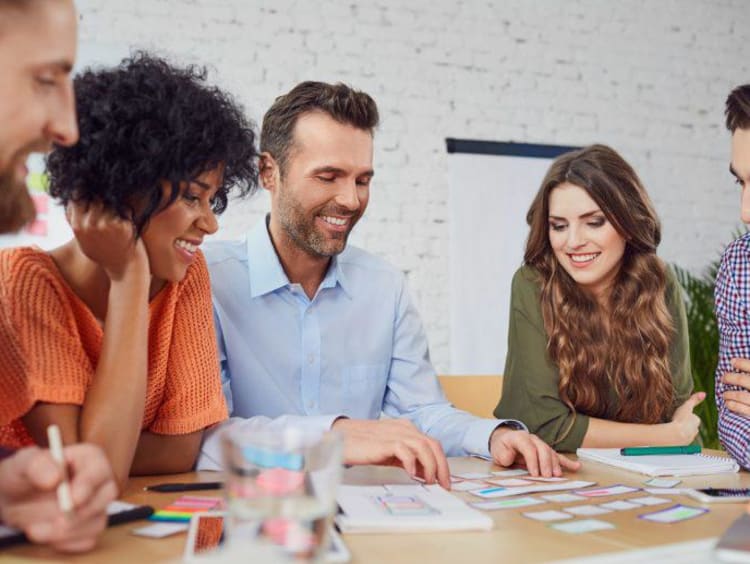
[620,445,701,456]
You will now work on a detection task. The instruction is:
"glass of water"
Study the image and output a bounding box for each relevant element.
[222,427,343,561]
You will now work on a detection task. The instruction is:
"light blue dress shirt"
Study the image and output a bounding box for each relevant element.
[197,218,521,469]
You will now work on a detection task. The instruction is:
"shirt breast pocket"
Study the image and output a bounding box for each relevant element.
[342,363,388,418]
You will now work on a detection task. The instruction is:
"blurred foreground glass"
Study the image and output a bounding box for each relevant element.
[222,428,343,561]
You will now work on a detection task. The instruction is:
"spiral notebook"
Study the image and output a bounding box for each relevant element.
[576,448,739,477]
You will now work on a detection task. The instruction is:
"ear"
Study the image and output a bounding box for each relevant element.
[259,152,280,192]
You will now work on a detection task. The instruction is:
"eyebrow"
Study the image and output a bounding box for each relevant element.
[730,164,739,178]
[311,166,375,177]
[548,209,602,221]
[41,60,74,74]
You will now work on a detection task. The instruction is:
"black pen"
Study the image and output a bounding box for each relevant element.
[144,481,224,492]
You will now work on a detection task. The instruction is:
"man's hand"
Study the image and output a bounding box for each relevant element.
[0,444,117,552]
[332,418,451,489]
[489,427,581,477]
[723,358,750,416]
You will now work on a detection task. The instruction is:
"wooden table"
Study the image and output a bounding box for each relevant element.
[3,452,748,563]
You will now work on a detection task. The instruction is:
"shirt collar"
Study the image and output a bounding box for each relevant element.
[246,216,352,299]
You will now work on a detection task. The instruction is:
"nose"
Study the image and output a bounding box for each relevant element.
[566,225,586,249]
[197,205,219,235]
[334,179,361,212]
[46,79,79,147]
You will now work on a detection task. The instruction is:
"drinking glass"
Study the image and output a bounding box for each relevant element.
[222,427,343,561]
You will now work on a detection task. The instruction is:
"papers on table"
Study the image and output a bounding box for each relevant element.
[470,481,596,499]
[335,484,493,533]
[576,448,739,477]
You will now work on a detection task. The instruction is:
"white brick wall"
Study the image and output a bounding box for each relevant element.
[75,0,750,372]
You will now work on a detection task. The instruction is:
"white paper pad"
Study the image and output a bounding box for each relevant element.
[644,478,681,488]
[336,484,493,533]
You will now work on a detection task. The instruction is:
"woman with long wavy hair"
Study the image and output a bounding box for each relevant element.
[494,144,704,451]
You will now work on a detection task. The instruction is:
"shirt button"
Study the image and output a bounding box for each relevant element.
[307,354,315,365]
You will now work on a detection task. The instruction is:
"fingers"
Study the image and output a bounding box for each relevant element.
[727,399,750,417]
[66,444,117,505]
[680,392,706,412]
[508,434,540,476]
[732,358,750,373]
[724,371,750,390]
[1,448,61,498]
[531,436,554,477]
[558,454,582,472]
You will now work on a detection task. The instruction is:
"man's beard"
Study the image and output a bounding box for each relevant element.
[0,170,36,234]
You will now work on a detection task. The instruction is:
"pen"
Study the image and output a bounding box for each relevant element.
[144,481,224,492]
[46,424,73,515]
[620,445,701,456]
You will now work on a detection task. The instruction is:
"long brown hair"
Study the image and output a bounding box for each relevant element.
[525,144,675,438]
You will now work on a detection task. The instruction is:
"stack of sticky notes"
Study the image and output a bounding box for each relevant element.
[149,495,223,523]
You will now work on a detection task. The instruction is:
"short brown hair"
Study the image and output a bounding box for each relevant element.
[726,84,750,132]
[260,81,379,176]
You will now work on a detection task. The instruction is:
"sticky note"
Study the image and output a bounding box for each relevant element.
[638,504,708,523]
[599,500,641,511]
[564,504,612,516]
[522,510,573,522]
[551,519,615,534]
[452,472,493,480]
[471,497,545,511]
[524,476,568,483]
[451,480,487,492]
[540,493,586,503]
[490,469,529,477]
[575,485,640,497]
[644,478,681,488]
[487,478,534,487]
[629,496,670,506]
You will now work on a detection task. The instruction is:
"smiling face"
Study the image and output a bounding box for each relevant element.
[548,182,627,300]
[731,127,750,223]
[140,167,221,283]
[264,111,374,259]
[0,0,79,233]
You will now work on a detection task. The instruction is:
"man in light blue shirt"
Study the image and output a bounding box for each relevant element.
[198,81,579,485]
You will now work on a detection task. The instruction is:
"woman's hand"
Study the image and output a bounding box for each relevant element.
[67,201,149,282]
[669,392,705,443]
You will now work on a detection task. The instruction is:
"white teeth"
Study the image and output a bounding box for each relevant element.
[321,215,347,226]
[570,253,599,263]
[175,239,198,253]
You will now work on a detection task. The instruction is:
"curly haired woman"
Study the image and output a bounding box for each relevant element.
[0,53,258,489]
[494,144,704,452]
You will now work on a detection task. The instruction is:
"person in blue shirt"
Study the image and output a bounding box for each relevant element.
[198,81,580,486]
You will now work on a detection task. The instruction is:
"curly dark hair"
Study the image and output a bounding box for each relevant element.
[46,52,258,235]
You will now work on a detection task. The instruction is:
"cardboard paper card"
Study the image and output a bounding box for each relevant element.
[452,472,492,480]
[564,504,612,516]
[644,488,686,495]
[471,497,545,511]
[540,493,586,503]
[638,504,709,524]
[452,480,488,492]
[523,510,574,522]
[551,519,616,534]
[629,496,670,507]
[644,478,681,488]
[486,478,535,487]
[575,485,640,497]
[490,469,529,477]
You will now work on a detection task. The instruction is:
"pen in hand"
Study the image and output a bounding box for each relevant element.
[46,424,74,515]
[144,481,224,492]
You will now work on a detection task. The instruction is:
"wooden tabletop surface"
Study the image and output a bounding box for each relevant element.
[3,451,747,563]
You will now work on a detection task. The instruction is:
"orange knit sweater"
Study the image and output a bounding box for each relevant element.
[0,247,227,448]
